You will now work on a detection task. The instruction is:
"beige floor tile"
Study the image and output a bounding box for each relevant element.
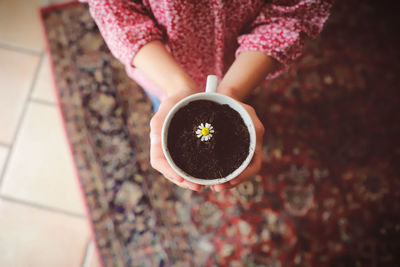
[0,0,43,52]
[0,146,8,175]
[0,102,85,215]
[83,242,102,267]
[31,54,57,103]
[0,48,40,144]
[0,199,89,267]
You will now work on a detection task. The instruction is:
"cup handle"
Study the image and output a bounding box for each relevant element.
[205,75,218,93]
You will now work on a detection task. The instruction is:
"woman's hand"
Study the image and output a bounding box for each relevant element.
[210,96,265,192]
[133,41,205,190]
[149,88,205,191]
[210,50,274,192]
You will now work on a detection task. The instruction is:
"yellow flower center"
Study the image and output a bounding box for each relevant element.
[201,127,210,136]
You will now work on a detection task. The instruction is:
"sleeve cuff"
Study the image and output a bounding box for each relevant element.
[235,31,305,80]
[122,26,164,68]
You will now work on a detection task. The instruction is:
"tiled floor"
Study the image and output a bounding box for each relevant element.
[0,0,101,266]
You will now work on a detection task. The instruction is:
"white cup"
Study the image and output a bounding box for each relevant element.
[161,75,256,186]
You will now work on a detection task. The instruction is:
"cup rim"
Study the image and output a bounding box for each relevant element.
[161,92,256,185]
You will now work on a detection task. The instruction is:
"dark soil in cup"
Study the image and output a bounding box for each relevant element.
[167,100,250,179]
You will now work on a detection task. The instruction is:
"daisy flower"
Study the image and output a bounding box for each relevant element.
[196,123,215,141]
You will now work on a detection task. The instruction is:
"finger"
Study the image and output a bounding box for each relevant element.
[211,151,261,192]
[242,104,265,144]
[229,149,262,185]
[150,135,183,182]
[149,111,166,136]
[149,98,181,135]
[150,149,204,191]
[162,173,202,191]
[150,99,204,191]
[211,148,262,192]
[209,104,265,193]
[151,154,184,184]
[210,182,236,192]
[150,133,161,146]
[181,180,203,191]
[150,133,203,191]
[155,161,203,191]
[210,124,263,193]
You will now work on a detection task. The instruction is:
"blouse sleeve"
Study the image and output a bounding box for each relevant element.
[87,0,164,67]
[236,0,333,79]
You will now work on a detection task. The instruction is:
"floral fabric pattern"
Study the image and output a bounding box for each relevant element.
[85,0,332,98]
[41,1,400,266]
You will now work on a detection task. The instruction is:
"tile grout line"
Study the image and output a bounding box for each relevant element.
[0,52,44,189]
[30,97,57,106]
[80,239,92,267]
[0,142,11,148]
[0,194,86,219]
[0,41,42,56]
[27,52,56,107]
[0,50,86,220]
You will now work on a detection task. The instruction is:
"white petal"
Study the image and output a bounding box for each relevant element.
[201,136,206,141]
[205,123,211,128]
[196,129,201,135]
[210,129,214,133]
[197,133,202,138]
[200,123,205,128]
[209,126,214,130]
[208,134,213,138]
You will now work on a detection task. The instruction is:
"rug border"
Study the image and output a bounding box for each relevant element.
[39,2,105,267]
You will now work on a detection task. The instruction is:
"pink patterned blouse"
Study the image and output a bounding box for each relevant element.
[87,0,332,100]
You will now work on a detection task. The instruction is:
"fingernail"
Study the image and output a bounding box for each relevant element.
[214,186,223,192]
[231,176,244,185]
[181,180,198,191]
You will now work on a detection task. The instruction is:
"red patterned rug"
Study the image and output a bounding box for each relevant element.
[41,1,400,266]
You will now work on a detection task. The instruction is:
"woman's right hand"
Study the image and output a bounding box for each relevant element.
[149,88,205,191]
